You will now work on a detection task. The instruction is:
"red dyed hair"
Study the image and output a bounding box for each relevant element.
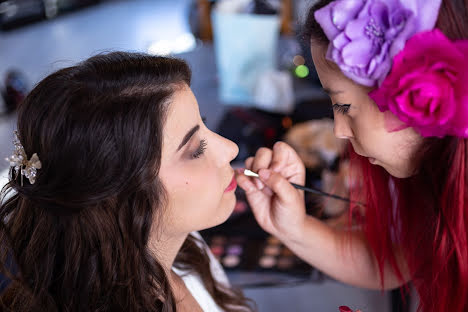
[349,1,468,311]
[305,0,468,311]
[349,137,468,311]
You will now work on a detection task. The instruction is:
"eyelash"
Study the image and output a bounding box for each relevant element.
[191,139,207,159]
[332,104,351,115]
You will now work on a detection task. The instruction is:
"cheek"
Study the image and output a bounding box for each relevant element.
[352,112,387,154]
[393,133,422,167]
[187,163,219,187]
[163,167,231,234]
[369,132,418,176]
[347,119,371,154]
[166,163,222,210]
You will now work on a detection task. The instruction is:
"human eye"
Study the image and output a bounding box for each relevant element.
[332,103,351,115]
[191,139,207,159]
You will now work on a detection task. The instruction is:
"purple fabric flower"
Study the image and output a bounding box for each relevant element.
[314,0,442,87]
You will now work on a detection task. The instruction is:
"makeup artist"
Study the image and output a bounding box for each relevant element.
[236,0,468,311]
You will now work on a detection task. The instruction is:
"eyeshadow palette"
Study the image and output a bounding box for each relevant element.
[206,234,312,276]
[201,189,316,277]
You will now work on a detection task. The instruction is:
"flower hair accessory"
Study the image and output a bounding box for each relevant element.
[315,0,468,138]
[5,130,42,185]
[369,29,468,138]
[314,0,442,87]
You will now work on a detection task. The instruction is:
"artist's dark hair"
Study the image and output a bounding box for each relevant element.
[0,52,254,312]
[304,1,468,311]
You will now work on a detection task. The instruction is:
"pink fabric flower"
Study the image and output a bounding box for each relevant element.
[369,29,468,138]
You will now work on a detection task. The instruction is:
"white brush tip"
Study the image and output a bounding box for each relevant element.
[243,169,259,177]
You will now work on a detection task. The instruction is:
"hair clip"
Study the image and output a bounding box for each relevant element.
[5,130,41,185]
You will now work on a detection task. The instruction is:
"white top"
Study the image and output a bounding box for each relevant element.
[172,232,228,312]
[0,169,10,200]
[0,169,8,188]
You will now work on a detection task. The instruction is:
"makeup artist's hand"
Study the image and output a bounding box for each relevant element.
[236,142,306,240]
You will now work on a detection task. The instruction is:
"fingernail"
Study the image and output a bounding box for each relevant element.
[255,179,265,190]
[259,169,271,180]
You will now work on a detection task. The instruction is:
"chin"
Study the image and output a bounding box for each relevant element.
[220,194,237,220]
[205,194,237,229]
[382,164,413,179]
[392,172,414,179]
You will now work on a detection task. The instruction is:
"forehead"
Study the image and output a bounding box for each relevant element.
[311,44,343,79]
[311,44,375,94]
[162,85,199,150]
[166,85,198,121]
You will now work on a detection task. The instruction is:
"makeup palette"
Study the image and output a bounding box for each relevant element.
[206,233,311,275]
[201,188,314,278]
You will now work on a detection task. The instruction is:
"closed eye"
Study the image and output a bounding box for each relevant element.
[191,139,207,159]
[332,104,351,115]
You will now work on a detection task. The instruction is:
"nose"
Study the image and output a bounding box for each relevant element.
[213,131,239,165]
[333,115,353,139]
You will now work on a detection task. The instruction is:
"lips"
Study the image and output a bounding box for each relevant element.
[224,174,237,192]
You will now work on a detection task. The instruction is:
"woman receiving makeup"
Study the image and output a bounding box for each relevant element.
[0,52,254,311]
[237,0,468,311]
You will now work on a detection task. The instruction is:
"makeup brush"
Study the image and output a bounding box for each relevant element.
[243,169,363,206]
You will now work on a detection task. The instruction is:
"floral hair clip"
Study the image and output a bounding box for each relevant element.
[5,130,42,185]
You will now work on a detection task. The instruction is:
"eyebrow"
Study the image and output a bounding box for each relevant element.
[322,88,344,95]
[177,125,200,151]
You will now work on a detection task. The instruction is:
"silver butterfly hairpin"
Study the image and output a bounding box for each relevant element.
[5,130,42,185]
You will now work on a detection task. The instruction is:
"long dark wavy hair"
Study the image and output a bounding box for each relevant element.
[304,1,468,311]
[0,52,254,312]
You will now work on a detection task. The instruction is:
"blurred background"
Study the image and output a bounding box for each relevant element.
[0,0,414,311]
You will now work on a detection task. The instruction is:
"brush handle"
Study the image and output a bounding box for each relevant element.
[290,182,362,205]
[243,169,363,206]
